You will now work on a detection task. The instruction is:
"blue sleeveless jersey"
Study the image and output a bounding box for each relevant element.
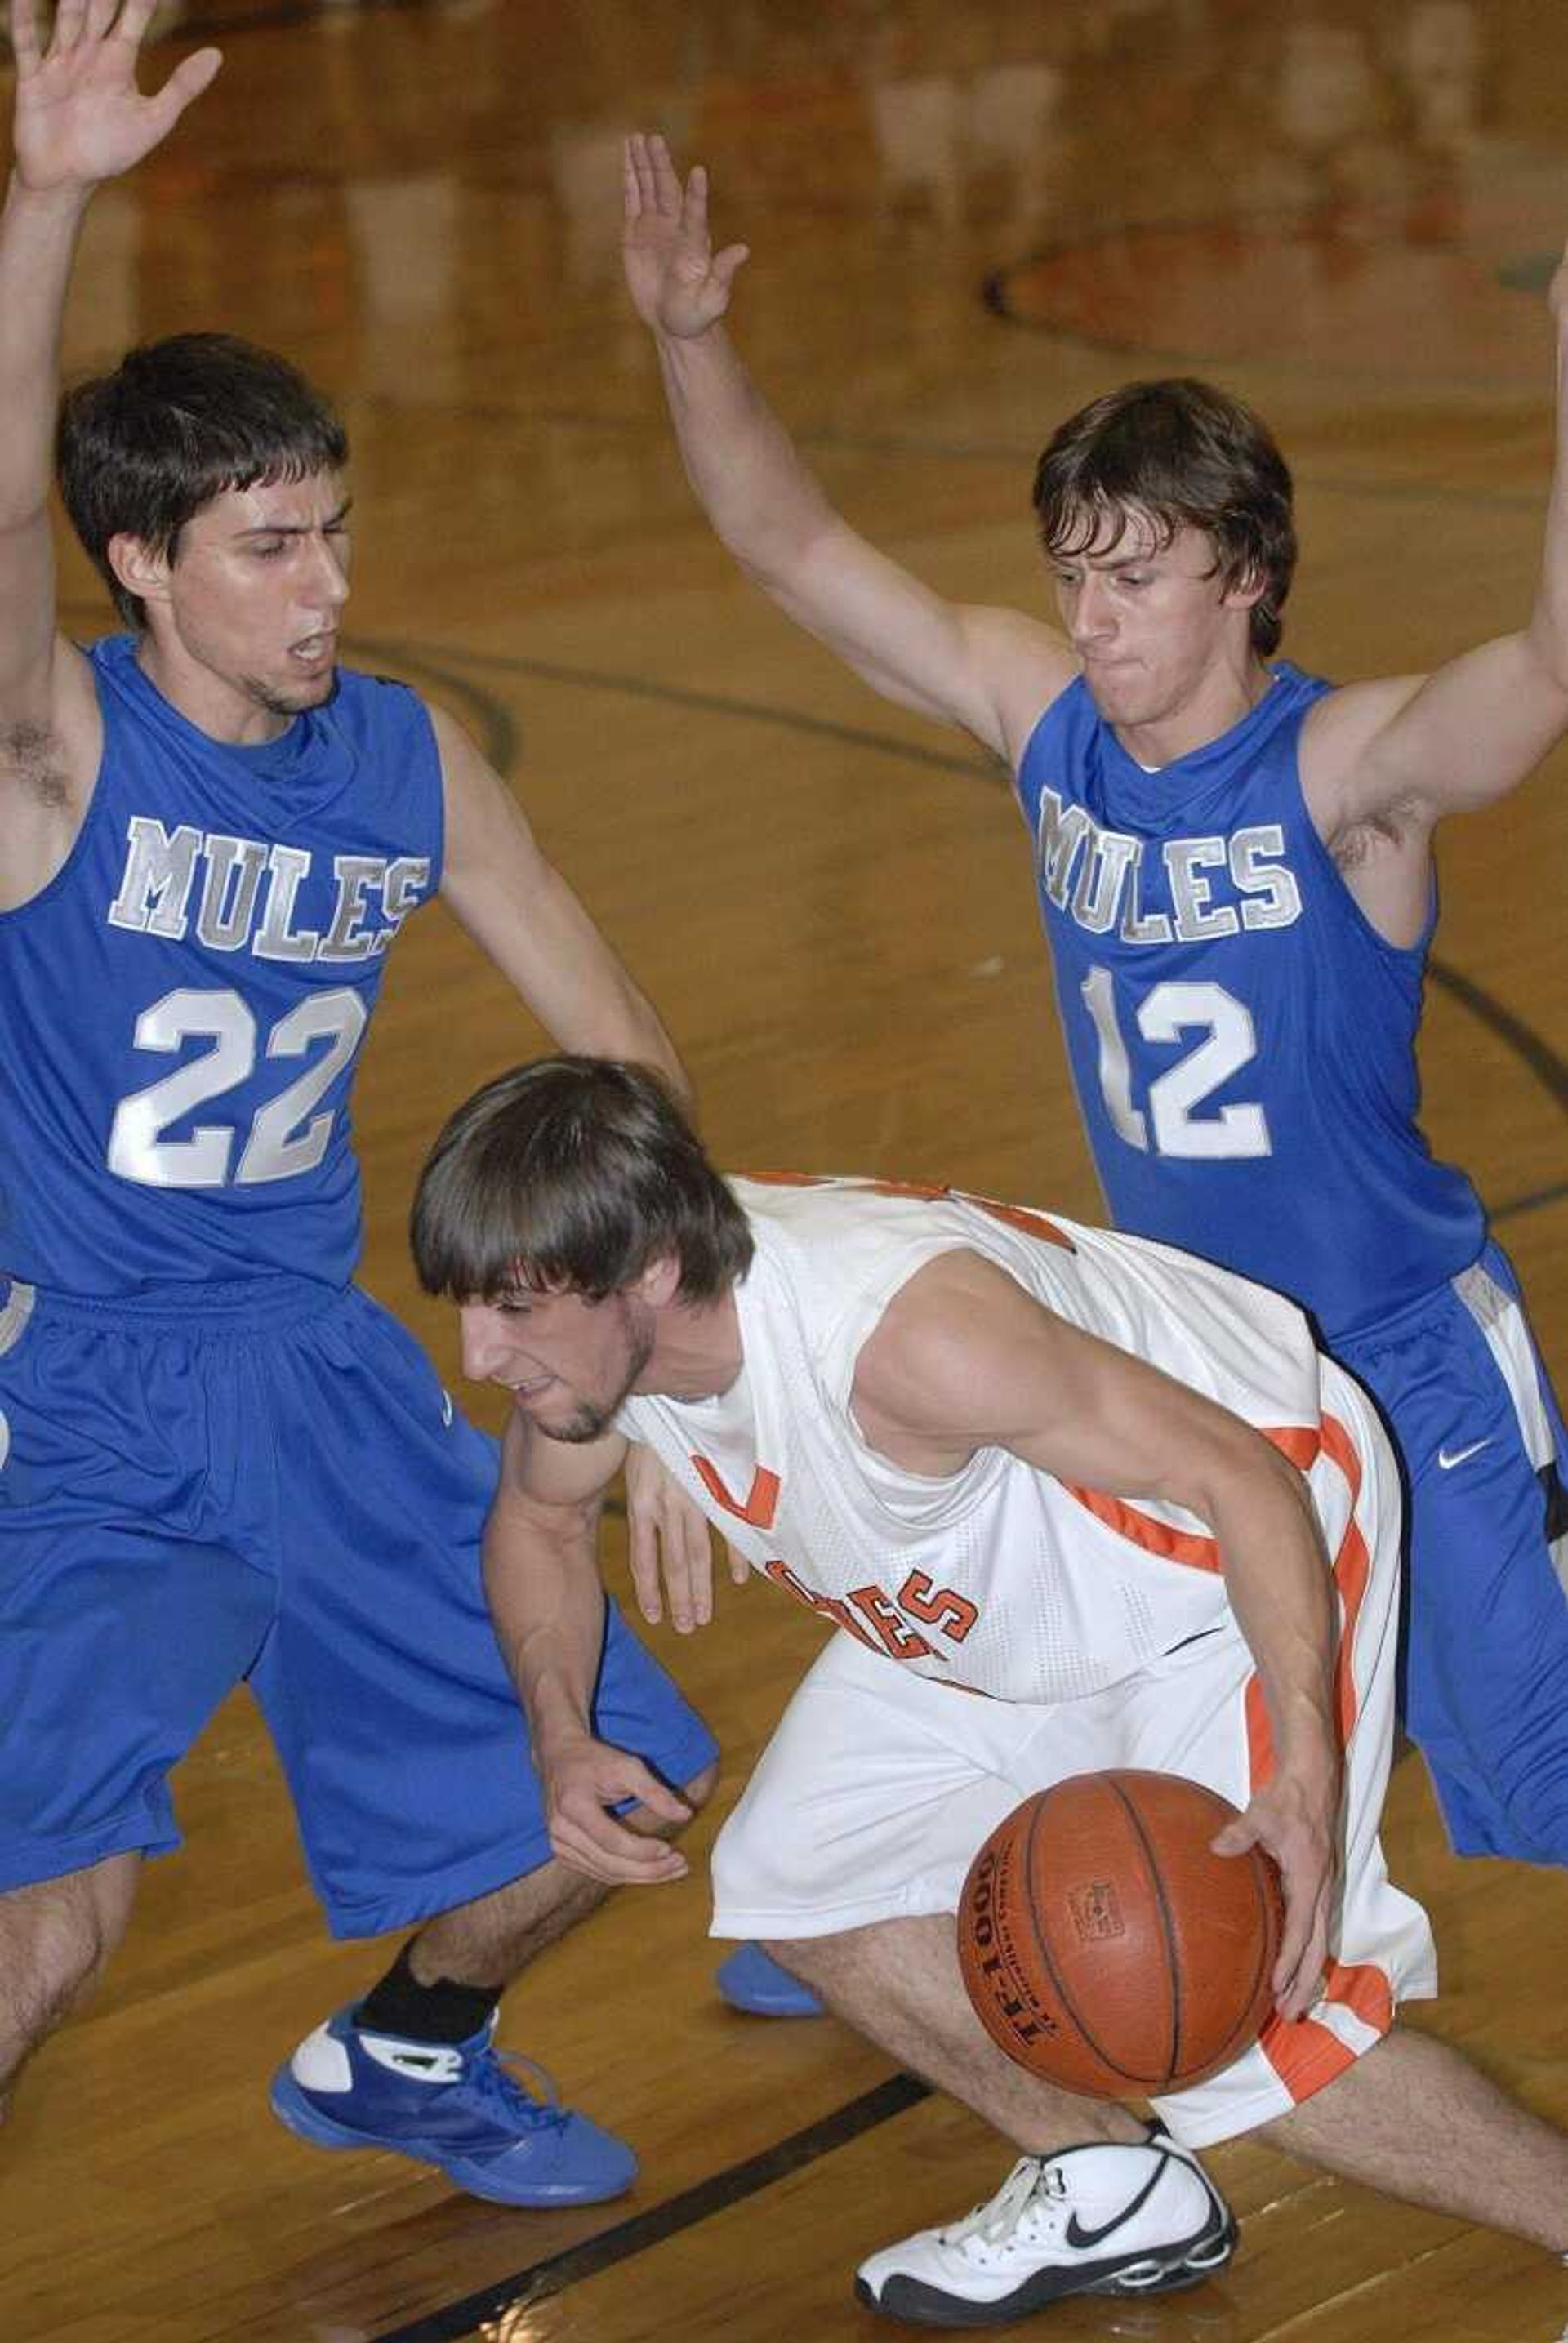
[1013,662,1485,1342]
[0,637,443,1297]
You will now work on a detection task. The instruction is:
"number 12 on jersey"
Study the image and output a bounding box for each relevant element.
[1080,967,1271,1159]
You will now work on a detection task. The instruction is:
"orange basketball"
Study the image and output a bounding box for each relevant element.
[957,1771,1284,2098]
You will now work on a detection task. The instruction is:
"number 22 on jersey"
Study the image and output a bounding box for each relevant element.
[107,984,367,1187]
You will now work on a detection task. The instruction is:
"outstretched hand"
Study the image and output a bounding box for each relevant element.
[1211,1760,1340,2023]
[9,0,221,198]
[623,131,750,339]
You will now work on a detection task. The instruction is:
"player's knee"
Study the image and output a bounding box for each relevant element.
[0,1873,131,2058]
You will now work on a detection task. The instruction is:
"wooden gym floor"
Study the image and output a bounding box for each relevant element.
[4,1,1568,2336]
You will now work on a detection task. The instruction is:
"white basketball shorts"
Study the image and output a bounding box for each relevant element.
[710,1361,1437,2146]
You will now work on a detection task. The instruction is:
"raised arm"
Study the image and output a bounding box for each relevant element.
[852,1251,1340,2020]
[483,1410,693,1884]
[1304,232,1568,849]
[622,132,1072,766]
[434,705,690,1102]
[0,1,219,889]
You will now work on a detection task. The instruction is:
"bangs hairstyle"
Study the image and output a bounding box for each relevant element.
[411,1057,755,1306]
[1031,377,1297,656]
[56,332,349,629]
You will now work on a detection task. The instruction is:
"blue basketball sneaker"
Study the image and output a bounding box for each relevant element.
[715,1942,824,2018]
[270,2006,637,2206]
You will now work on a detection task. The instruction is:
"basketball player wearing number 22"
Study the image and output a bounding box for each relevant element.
[417,1058,1568,2329]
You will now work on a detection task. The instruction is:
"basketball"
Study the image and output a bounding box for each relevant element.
[957,1771,1285,2099]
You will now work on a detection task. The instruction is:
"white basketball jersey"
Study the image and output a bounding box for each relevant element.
[617,1177,1346,1704]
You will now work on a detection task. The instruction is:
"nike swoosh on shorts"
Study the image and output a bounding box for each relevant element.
[1437,1438,1493,1470]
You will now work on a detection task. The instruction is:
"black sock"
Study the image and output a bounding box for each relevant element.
[352,1938,504,2046]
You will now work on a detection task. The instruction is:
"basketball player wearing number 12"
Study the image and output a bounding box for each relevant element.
[621,134,1568,1877]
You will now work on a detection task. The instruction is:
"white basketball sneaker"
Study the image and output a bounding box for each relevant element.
[854,2122,1236,2326]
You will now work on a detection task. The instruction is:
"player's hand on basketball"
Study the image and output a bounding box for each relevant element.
[624,1444,747,1633]
[1213,1766,1339,2022]
[623,131,750,338]
[8,0,221,197]
[542,1732,693,1886]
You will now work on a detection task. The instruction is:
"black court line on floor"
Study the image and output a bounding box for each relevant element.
[354,634,1002,789]
[368,2071,929,2343]
[169,0,447,41]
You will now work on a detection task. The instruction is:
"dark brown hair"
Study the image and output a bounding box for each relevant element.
[1032,378,1296,655]
[411,1058,755,1304]
[57,332,349,629]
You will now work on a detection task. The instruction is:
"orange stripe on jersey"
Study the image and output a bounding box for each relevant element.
[1061,1422,1322,1575]
[690,1456,782,1530]
[1245,1671,1276,1790]
[1242,1407,1370,1791]
[1318,1412,1371,1748]
[1270,1424,1321,1472]
[1061,1480,1225,1570]
[1258,1959,1395,2102]
[736,1173,1076,1249]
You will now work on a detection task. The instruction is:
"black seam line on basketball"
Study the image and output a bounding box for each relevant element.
[1115,1775,1183,2086]
[1020,1793,1061,2069]
[364,2073,930,2343]
[1016,1795,1143,2090]
[1028,1785,1157,2089]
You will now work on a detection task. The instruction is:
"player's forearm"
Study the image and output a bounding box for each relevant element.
[1209,1452,1339,1782]
[654,323,837,585]
[483,1503,608,1758]
[515,931,692,1108]
[559,963,692,1107]
[0,175,89,530]
[1523,323,1568,688]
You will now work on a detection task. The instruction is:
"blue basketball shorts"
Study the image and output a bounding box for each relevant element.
[1336,1239,1568,1865]
[0,1273,718,1936]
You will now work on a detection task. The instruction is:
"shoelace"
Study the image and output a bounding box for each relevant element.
[942,2155,1064,2250]
[466,2043,572,2135]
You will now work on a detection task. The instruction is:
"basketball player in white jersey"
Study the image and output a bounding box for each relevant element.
[410,1055,1568,2326]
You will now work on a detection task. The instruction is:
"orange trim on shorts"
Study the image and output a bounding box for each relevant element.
[1316,1413,1373,1750]
[1062,1421,1322,1573]
[1258,1959,1396,2100]
[1248,1414,1394,2106]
